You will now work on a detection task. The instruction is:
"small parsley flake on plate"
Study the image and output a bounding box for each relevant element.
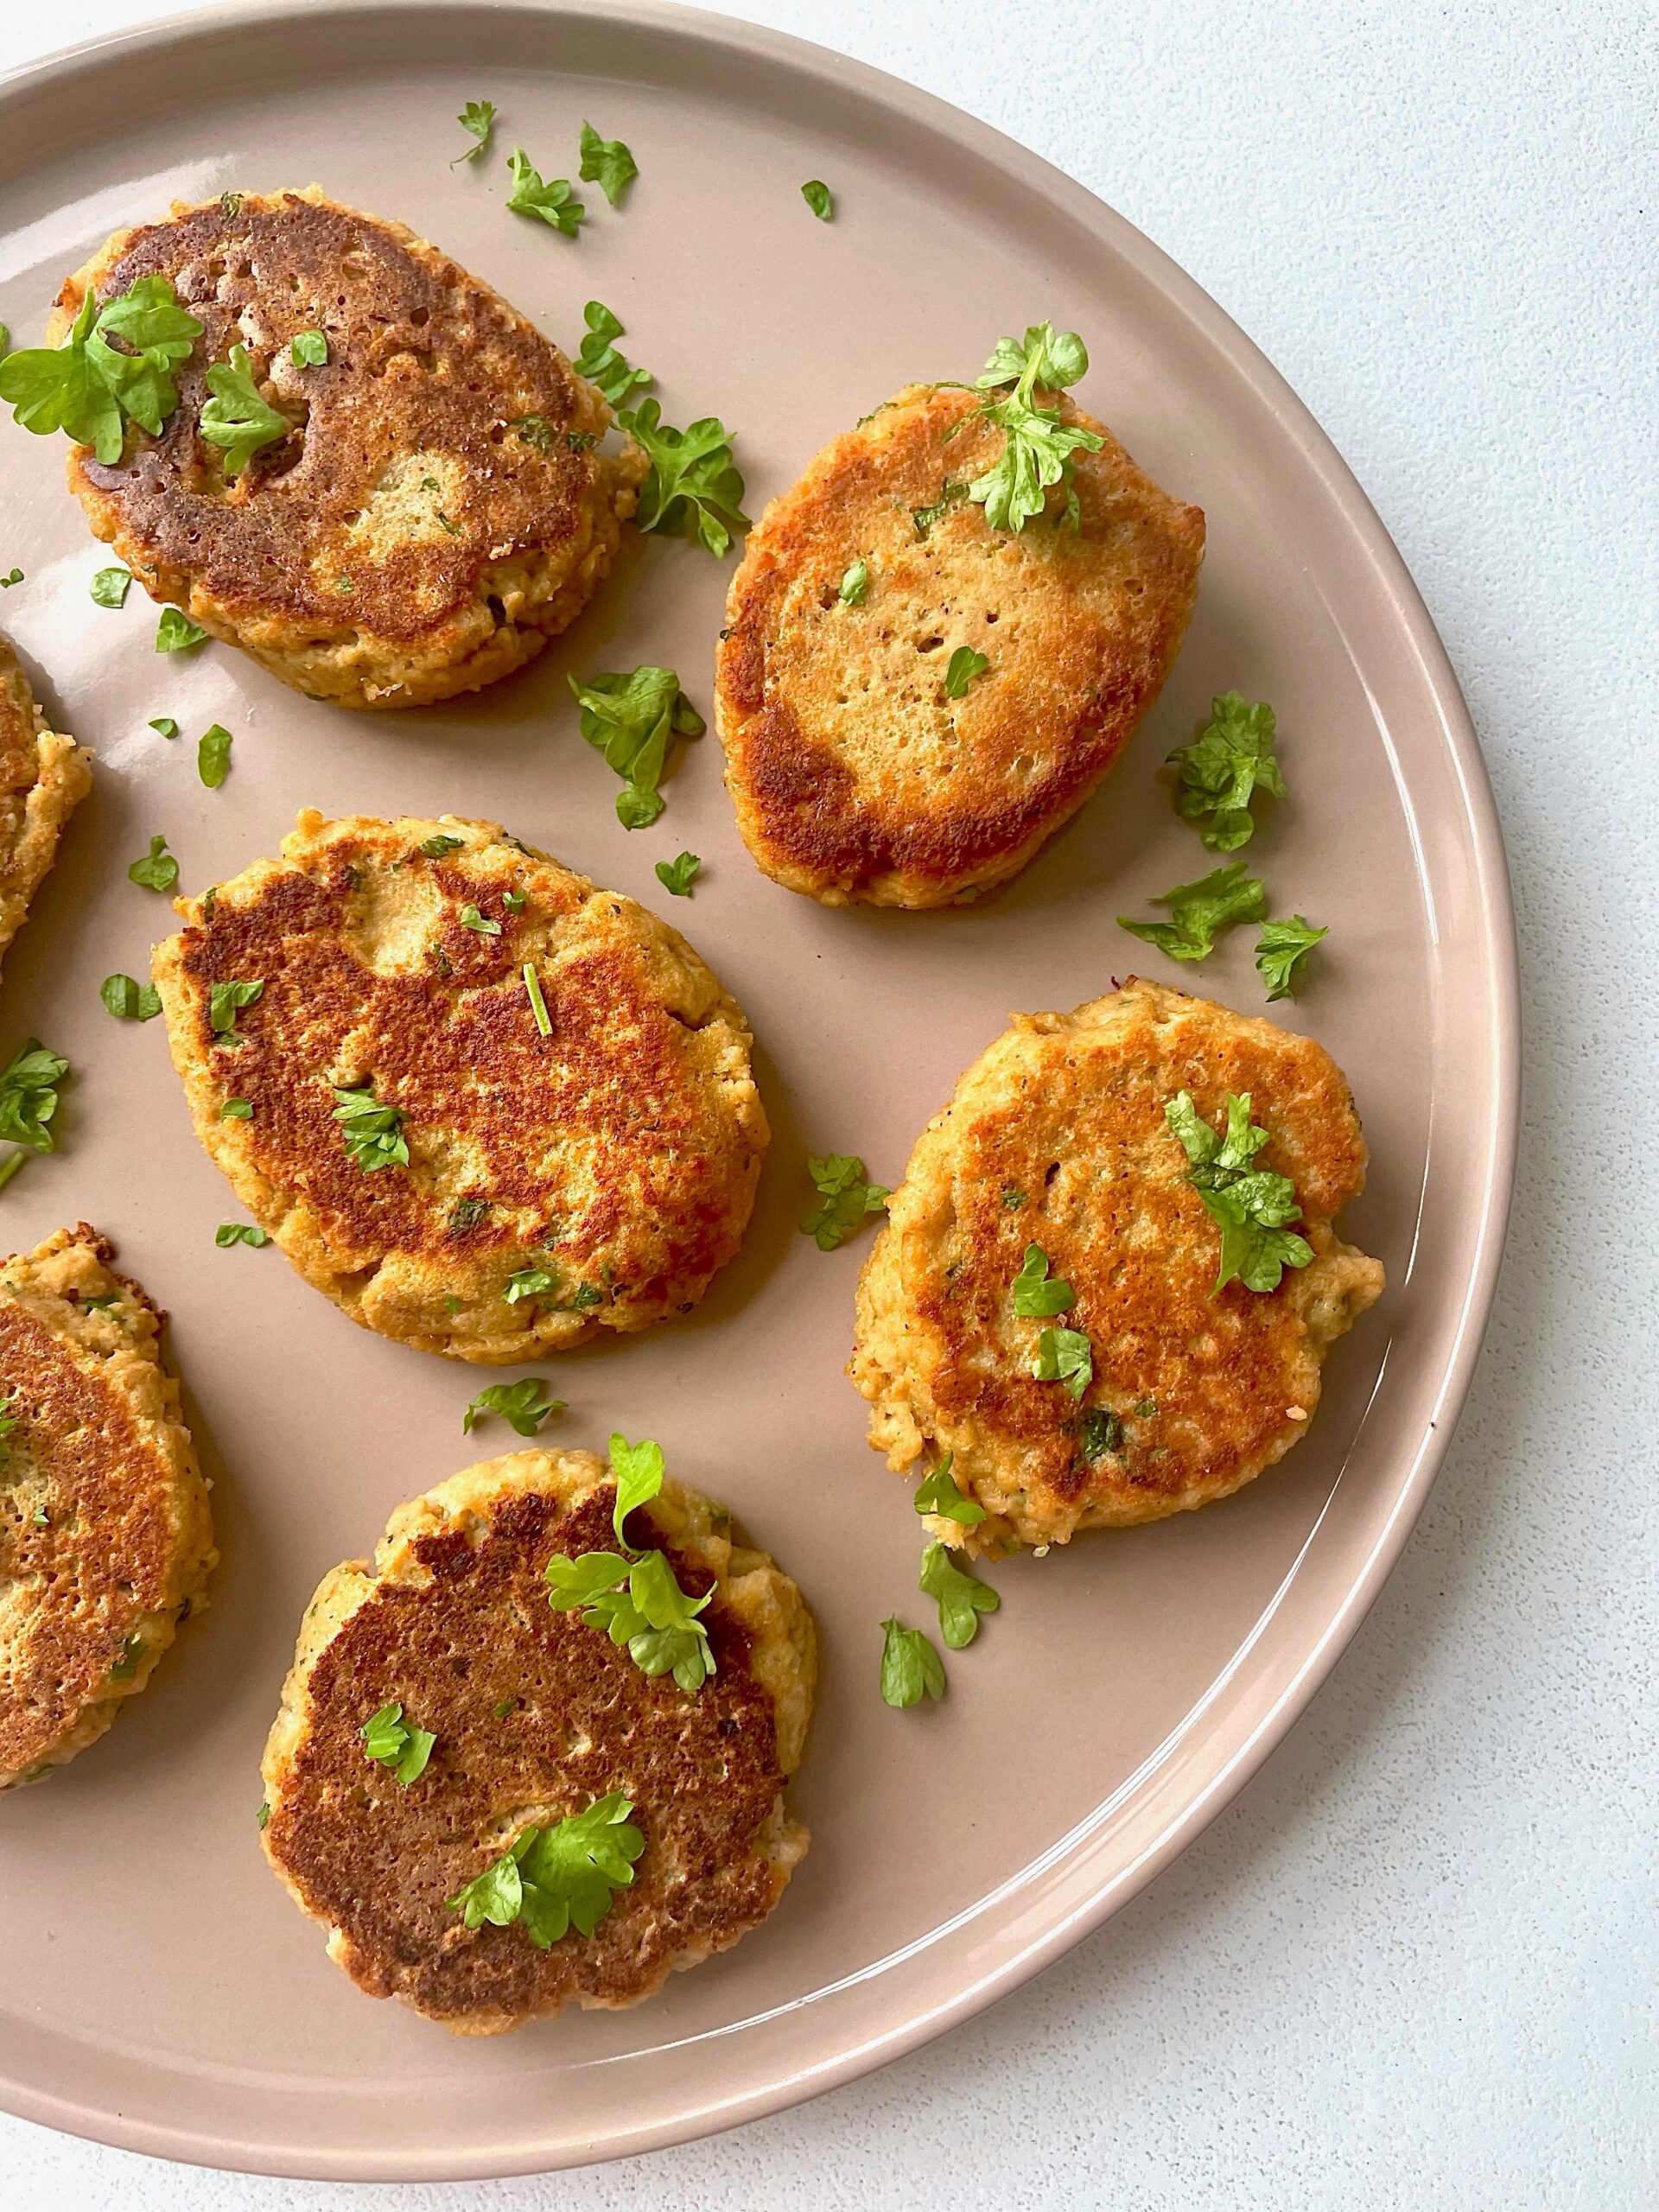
[1118,861,1265,963]
[801,1154,888,1250]
[452,99,497,165]
[880,1617,945,1707]
[156,608,207,653]
[578,122,638,207]
[653,851,701,898]
[127,835,178,892]
[801,179,834,220]
[214,1222,270,1248]
[89,566,130,607]
[101,974,162,1022]
[505,149,585,236]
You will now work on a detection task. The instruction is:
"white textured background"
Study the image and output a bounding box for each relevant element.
[3,1,1655,2205]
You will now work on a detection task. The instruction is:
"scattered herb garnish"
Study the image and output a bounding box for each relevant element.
[1164,1090,1314,1294]
[912,1451,986,1526]
[220,1097,252,1119]
[333,1084,409,1172]
[197,722,233,787]
[1011,1243,1073,1318]
[460,903,501,937]
[452,99,497,165]
[502,889,526,912]
[148,715,178,738]
[257,1800,271,1829]
[543,1435,717,1694]
[359,1701,436,1786]
[0,570,20,588]
[0,1039,69,1160]
[101,974,162,1022]
[199,344,289,474]
[110,1633,146,1680]
[491,1697,516,1718]
[653,851,701,898]
[127,834,178,891]
[839,559,870,606]
[578,122,638,207]
[156,607,207,652]
[943,645,989,699]
[965,321,1103,532]
[1167,691,1285,851]
[1118,861,1265,963]
[420,832,464,858]
[573,299,652,406]
[1255,915,1327,1001]
[1078,1407,1124,1459]
[503,1266,557,1304]
[89,566,130,607]
[615,399,749,556]
[569,664,703,829]
[214,1222,270,1248]
[880,1617,945,1707]
[801,179,834,220]
[911,479,969,537]
[919,1539,999,1649]
[0,275,204,462]
[505,149,585,236]
[208,978,263,1036]
[523,962,551,1036]
[801,1154,888,1250]
[446,1794,643,1945]
[462,1378,563,1436]
[289,328,328,366]
[1033,1325,1093,1400]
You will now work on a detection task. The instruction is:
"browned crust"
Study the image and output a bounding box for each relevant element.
[715,384,1204,906]
[0,1225,214,1787]
[52,188,642,708]
[260,1452,814,2032]
[850,981,1385,1549]
[0,638,92,976]
[151,812,769,1362]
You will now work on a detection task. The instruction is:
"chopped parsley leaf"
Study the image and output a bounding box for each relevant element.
[912,1451,986,1526]
[0,275,204,462]
[801,1154,888,1250]
[523,962,552,1035]
[911,479,969,537]
[505,149,585,236]
[208,978,264,1036]
[1034,1325,1093,1400]
[257,1800,271,1829]
[199,344,289,473]
[0,1039,69,1154]
[420,832,464,857]
[943,645,989,699]
[463,1378,563,1436]
[289,328,328,366]
[801,179,834,220]
[615,399,749,556]
[1167,691,1285,850]
[1255,915,1327,1001]
[110,1633,146,1680]
[332,1084,409,1172]
[220,1097,252,1119]
[569,664,702,829]
[1078,1407,1123,1459]
[359,1700,436,1786]
[919,1539,999,1649]
[156,607,207,652]
[214,1222,270,1248]
[101,974,162,1021]
[127,834,178,891]
[453,99,497,165]
[653,850,701,898]
[1164,1090,1314,1294]
[460,903,501,937]
[0,569,20,588]
[148,716,179,738]
[197,722,232,787]
[839,559,870,605]
[89,566,130,607]
[1118,861,1265,963]
[503,1265,556,1304]
[1011,1243,1072,1317]
[607,1433,664,1545]
[880,1617,945,1707]
[573,299,652,405]
[446,1794,643,1944]
[578,122,638,208]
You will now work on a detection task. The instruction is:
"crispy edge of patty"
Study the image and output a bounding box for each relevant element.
[260,1448,816,2032]
[151,810,770,1363]
[0,1224,214,1789]
[52,188,645,709]
[0,640,92,979]
[849,980,1386,1552]
[715,382,1204,907]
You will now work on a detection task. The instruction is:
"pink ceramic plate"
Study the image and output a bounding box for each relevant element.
[0,0,1516,2178]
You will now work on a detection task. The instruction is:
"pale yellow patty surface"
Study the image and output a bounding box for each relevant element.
[261,1447,815,2033]
[0,1225,214,1789]
[851,980,1385,1552]
[52,188,643,709]
[0,639,92,981]
[153,811,769,1363]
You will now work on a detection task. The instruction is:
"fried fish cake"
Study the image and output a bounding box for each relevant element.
[152,811,768,1363]
[850,980,1384,1551]
[0,639,91,981]
[261,1446,815,2033]
[715,383,1203,907]
[50,188,643,708]
[0,1225,214,1790]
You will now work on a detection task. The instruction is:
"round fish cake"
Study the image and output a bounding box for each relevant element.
[260,1446,815,2033]
[0,637,92,981]
[715,383,1204,906]
[50,188,643,708]
[850,980,1385,1550]
[152,811,769,1363]
[0,1224,214,1790]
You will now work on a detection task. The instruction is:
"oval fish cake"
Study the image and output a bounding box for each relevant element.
[50,188,643,708]
[850,979,1385,1551]
[715,383,1204,906]
[0,638,92,981]
[152,811,769,1363]
[0,1224,214,1790]
[260,1446,815,2033]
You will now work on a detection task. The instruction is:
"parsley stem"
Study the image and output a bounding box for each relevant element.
[523,962,551,1036]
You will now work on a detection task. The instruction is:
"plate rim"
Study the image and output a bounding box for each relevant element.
[0,0,1521,2178]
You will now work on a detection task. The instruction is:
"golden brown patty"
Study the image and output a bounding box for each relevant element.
[0,639,92,979]
[850,980,1384,1550]
[152,811,768,1363]
[261,1448,815,2033]
[51,188,642,708]
[715,384,1204,906]
[0,1225,214,1789]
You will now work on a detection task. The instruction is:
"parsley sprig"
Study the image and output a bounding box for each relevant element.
[453,99,497,165]
[880,1618,945,1707]
[919,1539,999,1649]
[127,835,178,891]
[506,149,585,236]
[446,1793,643,1946]
[0,276,203,463]
[616,399,749,556]
[1165,1090,1315,1294]
[962,321,1103,533]
[569,664,702,828]
[1118,861,1265,963]
[578,123,638,208]
[199,345,289,474]
[801,1154,888,1250]
[573,300,652,406]
[332,1084,409,1172]
[360,1700,435,1785]
[1167,691,1286,851]
[544,1434,717,1694]
[1255,915,1327,1001]
[654,850,701,898]
[462,1378,563,1436]
[1012,1243,1094,1400]
[0,1040,69,1185]
[912,1451,985,1527]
